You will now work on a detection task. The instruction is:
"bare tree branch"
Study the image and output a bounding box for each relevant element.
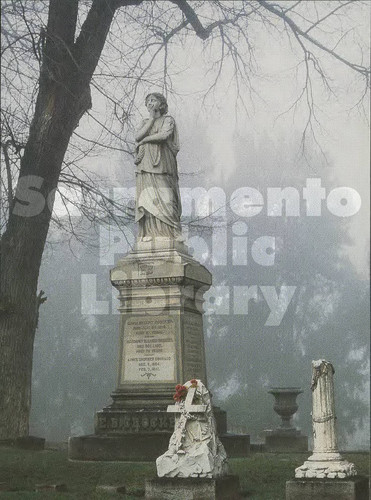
[170,0,209,40]
[304,1,353,35]
[258,0,370,78]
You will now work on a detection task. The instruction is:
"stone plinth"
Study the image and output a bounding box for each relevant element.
[286,476,370,500]
[265,430,307,452]
[145,476,241,500]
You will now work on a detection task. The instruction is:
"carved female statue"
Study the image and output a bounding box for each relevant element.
[135,93,182,242]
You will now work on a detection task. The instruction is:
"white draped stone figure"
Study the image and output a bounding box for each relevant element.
[156,380,229,479]
[295,360,357,479]
[135,92,182,242]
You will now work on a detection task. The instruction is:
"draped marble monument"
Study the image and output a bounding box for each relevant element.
[146,380,241,500]
[156,379,228,478]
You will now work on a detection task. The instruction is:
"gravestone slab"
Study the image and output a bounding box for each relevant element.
[35,484,67,492]
[15,436,45,450]
[96,485,126,495]
[265,431,308,452]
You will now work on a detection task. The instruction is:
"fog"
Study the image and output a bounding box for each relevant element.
[24,1,370,450]
[31,120,369,449]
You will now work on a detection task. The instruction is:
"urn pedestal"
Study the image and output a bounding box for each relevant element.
[68,240,249,460]
[264,387,308,452]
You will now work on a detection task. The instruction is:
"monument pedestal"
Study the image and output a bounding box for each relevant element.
[68,241,249,460]
[145,476,241,500]
[286,476,369,500]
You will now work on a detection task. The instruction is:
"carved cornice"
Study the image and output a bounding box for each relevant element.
[112,276,207,289]
[112,276,183,288]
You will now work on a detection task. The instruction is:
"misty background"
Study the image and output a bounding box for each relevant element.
[30,117,369,449]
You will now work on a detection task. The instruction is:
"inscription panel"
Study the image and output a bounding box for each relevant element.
[121,316,176,383]
[183,313,206,380]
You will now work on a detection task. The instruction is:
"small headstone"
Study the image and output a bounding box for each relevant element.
[0,483,19,492]
[35,483,67,492]
[96,485,126,495]
[15,435,45,450]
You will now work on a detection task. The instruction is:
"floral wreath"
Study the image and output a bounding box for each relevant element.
[173,379,198,403]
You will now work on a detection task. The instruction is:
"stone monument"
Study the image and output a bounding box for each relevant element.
[286,359,369,499]
[264,387,307,452]
[68,93,249,460]
[145,379,241,499]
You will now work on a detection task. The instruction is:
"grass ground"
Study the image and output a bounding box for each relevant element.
[0,447,369,499]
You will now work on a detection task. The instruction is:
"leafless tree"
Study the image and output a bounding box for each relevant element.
[0,0,369,439]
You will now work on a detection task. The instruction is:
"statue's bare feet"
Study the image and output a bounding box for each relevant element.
[142,236,152,242]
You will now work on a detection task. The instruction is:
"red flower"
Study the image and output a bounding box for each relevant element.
[173,383,188,402]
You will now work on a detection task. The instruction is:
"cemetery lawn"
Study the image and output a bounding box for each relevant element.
[0,446,369,499]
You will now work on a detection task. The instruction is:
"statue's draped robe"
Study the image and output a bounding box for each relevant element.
[135,115,182,239]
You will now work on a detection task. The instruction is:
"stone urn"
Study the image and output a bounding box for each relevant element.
[268,387,303,431]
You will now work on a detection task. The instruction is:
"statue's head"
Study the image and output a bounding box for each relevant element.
[145,92,168,115]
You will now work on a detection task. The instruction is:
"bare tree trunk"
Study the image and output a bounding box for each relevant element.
[0,101,78,437]
[0,0,120,439]
[0,295,38,438]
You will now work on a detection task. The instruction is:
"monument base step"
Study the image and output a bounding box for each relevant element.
[145,475,241,500]
[265,433,308,452]
[68,433,171,461]
[68,433,250,461]
[286,476,369,500]
[95,405,227,435]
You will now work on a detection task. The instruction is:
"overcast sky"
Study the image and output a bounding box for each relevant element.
[52,1,370,276]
